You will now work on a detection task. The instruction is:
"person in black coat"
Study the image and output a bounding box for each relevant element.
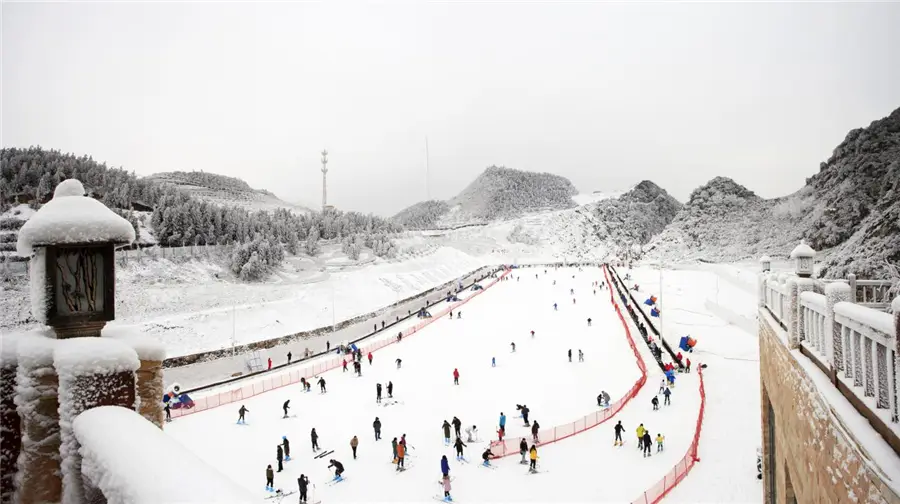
[311,428,320,451]
[318,377,326,393]
[238,405,249,424]
[266,464,274,489]
[521,406,530,426]
[531,421,540,442]
[614,421,624,446]
[451,416,462,438]
[387,381,394,397]
[642,432,653,457]
[376,383,383,403]
[282,436,291,460]
[276,444,284,472]
[519,438,528,464]
[453,437,467,460]
[297,474,309,502]
[373,417,382,440]
[283,400,291,418]
[328,459,344,479]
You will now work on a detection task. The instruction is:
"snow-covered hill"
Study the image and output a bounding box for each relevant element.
[393,165,578,229]
[147,171,311,214]
[644,107,900,279]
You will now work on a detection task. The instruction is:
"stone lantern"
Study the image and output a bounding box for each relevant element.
[759,255,772,273]
[789,240,815,278]
[17,179,135,338]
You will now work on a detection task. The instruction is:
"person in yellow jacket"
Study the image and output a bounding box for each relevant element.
[529,444,539,472]
[636,424,645,451]
[656,433,665,453]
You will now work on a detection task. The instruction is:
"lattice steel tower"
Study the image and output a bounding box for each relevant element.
[321,149,329,210]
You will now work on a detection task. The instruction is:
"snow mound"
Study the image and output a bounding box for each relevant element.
[73,406,256,504]
[17,178,136,256]
[54,338,140,376]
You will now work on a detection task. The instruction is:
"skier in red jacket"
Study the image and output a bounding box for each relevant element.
[453,368,460,385]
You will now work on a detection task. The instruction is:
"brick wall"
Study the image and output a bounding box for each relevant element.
[759,308,900,504]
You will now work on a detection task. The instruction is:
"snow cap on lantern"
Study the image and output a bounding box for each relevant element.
[789,240,815,278]
[16,179,135,337]
[759,254,772,272]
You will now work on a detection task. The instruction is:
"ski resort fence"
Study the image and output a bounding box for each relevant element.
[168,268,512,419]
[489,264,649,457]
[631,365,706,504]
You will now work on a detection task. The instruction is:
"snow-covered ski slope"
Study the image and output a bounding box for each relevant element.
[168,267,706,503]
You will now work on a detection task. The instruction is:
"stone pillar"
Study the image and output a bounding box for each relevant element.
[0,335,22,504]
[104,331,166,428]
[787,277,814,349]
[825,282,851,380]
[13,336,61,504]
[55,338,139,504]
[758,274,767,309]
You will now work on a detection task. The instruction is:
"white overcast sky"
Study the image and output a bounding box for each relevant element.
[3,2,899,215]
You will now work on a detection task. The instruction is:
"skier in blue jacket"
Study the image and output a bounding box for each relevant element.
[441,455,450,477]
[499,412,506,430]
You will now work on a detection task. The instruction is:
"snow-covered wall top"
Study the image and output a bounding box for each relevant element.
[16,179,135,256]
[102,327,166,362]
[54,337,140,376]
[72,406,256,503]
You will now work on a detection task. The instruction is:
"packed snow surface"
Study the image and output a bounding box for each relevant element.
[168,267,709,503]
[16,179,135,256]
[73,406,256,504]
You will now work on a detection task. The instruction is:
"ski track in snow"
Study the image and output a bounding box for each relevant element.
[167,267,718,503]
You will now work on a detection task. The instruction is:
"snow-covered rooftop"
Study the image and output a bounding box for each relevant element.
[16,179,135,257]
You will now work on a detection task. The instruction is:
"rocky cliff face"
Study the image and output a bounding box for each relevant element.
[588,180,682,253]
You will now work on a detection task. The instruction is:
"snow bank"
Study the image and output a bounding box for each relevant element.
[72,406,255,504]
[17,179,135,257]
[800,291,826,310]
[834,302,895,336]
[54,338,140,377]
[102,327,166,362]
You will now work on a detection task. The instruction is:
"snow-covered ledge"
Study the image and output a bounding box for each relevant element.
[55,338,140,504]
[73,406,255,504]
[103,327,166,428]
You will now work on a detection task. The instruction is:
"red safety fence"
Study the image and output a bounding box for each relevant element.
[170,268,513,419]
[631,365,706,504]
[489,264,648,457]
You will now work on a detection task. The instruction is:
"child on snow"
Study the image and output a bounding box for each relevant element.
[656,434,665,452]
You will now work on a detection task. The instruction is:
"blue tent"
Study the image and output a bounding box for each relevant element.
[665,370,675,385]
[644,298,654,306]
[650,308,660,318]
[350,343,359,353]
[679,336,690,352]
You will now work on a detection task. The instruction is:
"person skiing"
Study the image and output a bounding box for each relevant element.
[283,400,291,418]
[268,357,272,370]
[530,330,535,338]
[397,332,403,343]
[465,425,478,442]
[266,464,274,491]
[391,437,399,463]
[652,396,659,411]
[441,474,453,502]
[442,420,452,444]
[499,412,506,431]
[441,455,450,477]
[497,425,505,441]
[659,378,666,395]
[531,421,540,442]
[297,474,309,503]
[614,420,624,446]
[164,403,171,422]
[237,405,249,424]
[453,368,460,385]
[311,428,320,452]
[305,380,311,393]
[453,437,467,460]
[452,416,462,439]
[396,358,402,369]
[636,423,646,451]
[276,444,284,472]
[482,447,495,467]
[318,377,326,393]
[354,360,362,376]
[343,359,348,372]
[368,352,373,365]
[642,431,653,457]
[656,433,665,452]
[529,444,538,472]
[686,358,692,373]
[387,381,394,398]
[287,351,292,364]
[491,357,496,367]
[568,349,572,362]
[326,341,331,353]
[511,342,516,352]
[350,435,359,459]
[376,383,383,404]
[396,441,406,470]
[553,303,558,311]
[521,405,530,426]
[587,318,592,326]
[663,386,671,406]
[519,438,528,464]
[578,349,584,362]
[282,436,291,460]
[328,459,345,480]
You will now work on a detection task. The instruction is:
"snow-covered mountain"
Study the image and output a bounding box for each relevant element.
[586,180,681,254]
[393,166,578,229]
[645,107,900,279]
[147,171,311,214]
